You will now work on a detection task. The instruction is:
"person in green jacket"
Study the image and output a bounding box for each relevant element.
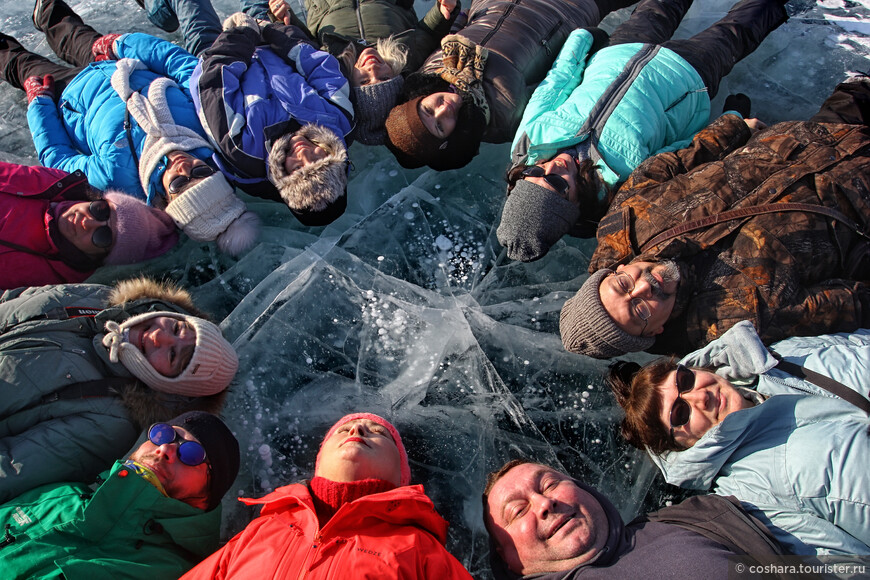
[496,0,788,262]
[244,0,461,144]
[0,411,240,579]
[0,277,239,504]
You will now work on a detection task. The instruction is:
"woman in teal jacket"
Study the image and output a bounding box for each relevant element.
[497,0,788,262]
[610,321,870,556]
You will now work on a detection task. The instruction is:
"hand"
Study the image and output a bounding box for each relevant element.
[91,33,120,61]
[744,118,767,134]
[24,75,55,104]
[438,0,457,19]
[269,0,292,25]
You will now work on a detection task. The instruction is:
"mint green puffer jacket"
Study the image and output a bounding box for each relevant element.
[0,461,221,579]
[510,28,710,190]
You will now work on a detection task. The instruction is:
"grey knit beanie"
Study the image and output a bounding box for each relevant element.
[101,311,239,396]
[352,75,405,145]
[497,179,580,262]
[560,269,655,359]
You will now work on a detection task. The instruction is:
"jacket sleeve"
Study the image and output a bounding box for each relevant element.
[0,411,138,504]
[521,28,594,122]
[113,32,199,89]
[761,279,870,345]
[620,114,751,192]
[424,548,474,580]
[26,98,119,192]
[193,26,263,179]
[403,1,462,72]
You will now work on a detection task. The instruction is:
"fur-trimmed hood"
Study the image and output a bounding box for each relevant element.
[267,124,348,224]
[108,277,207,318]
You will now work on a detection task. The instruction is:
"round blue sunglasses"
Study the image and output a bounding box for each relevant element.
[148,423,207,466]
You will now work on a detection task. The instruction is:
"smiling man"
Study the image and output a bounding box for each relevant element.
[482,459,786,579]
[560,75,870,358]
[0,411,240,579]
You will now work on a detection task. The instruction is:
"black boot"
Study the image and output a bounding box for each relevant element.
[724,93,752,118]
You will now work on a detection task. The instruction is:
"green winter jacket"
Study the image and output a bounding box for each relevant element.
[306,0,456,72]
[0,282,224,504]
[510,28,710,190]
[0,460,221,579]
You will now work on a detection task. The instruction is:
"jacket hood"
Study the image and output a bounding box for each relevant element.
[244,483,450,544]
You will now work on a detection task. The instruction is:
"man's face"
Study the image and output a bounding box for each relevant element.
[486,463,609,575]
[598,260,680,336]
[127,316,196,378]
[282,135,328,175]
[56,200,113,256]
[352,48,395,87]
[521,153,580,204]
[130,425,210,509]
[315,418,402,486]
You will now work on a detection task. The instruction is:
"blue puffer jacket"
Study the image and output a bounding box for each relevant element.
[26,33,213,205]
[510,28,711,191]
[191,24,354,201]
[650,322,870,556]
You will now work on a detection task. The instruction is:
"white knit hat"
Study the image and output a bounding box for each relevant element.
[101,311,238,396]
[164,172,260,256]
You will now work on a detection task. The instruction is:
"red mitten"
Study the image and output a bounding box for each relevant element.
[91,33,121,61]
[24,75,55,103]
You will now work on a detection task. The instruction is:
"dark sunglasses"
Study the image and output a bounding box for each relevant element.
[148,423,207,466]
[168,165,215,195]
[87,200,113,249]
[668,364,695,441]
[520,165,570,196]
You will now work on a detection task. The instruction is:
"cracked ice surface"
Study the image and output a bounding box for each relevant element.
[1,0,868,576]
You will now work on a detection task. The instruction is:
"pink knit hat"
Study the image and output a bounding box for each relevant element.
[315,413,411,486]
[104,192,179,265]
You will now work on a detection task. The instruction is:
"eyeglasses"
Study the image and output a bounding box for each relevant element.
[668,365,695,441]
[612,272,652,331]
[167,165,215,195]
[520,165,570,196]
[147,423,207,466]
[87,200,113,249]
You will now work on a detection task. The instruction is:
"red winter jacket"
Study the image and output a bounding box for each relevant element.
[0,162,95,289]
[182,483,473,580]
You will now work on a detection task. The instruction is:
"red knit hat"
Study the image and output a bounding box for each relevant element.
[315,413,411,486]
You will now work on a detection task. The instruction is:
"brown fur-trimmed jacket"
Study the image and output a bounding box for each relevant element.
[589,113,870,355]
[0,278,226,503]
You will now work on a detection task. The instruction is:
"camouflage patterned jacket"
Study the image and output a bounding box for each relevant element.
[589,113,870,355]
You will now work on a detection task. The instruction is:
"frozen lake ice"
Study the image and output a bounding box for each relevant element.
[1,0,869,576]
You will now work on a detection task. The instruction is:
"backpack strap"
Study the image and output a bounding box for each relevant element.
[772,354,870,414]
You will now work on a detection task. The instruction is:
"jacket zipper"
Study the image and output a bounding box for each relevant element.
[480,0,520,46]
[540,20,563,56]
[0,524,15,548]
[353,0,365,41]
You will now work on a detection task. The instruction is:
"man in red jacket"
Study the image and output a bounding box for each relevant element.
[182,412,473,579]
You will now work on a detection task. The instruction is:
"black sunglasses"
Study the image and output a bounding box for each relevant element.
[668,364,695,441]
[148,423,207,466]
[520,165,570,195]
[87,200,113,249]
[168,165,215,195]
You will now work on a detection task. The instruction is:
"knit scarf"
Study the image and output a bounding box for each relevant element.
[110,58,212,198]
[309,476,396,527]
[436,35,491,125]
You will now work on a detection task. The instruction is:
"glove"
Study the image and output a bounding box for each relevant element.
[223,12,260,32]
[91,33,121,61]
[24,75,55,104]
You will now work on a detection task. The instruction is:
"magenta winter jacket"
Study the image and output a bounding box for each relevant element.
[0,162,95,290]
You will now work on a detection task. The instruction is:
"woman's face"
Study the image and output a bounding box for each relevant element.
[657,367,754,448]
[57,200,114,256]
[352,48,395,88]
[417,91,463,139]
[161,151,214,201]
[315,418,402,485]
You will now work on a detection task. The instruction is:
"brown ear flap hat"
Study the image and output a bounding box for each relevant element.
[384,96,446,169]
